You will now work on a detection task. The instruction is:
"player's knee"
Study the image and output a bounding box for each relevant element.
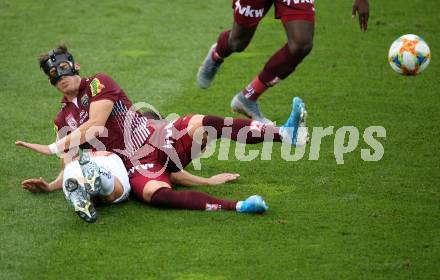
[287,40,314,58]
[190,114,205,125]
[142,186,155,203]
[188,114,205,136]
[142,183,170,203]
[228,37,250,52]
[302,40,313,55]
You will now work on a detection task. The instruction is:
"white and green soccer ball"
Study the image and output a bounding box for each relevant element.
[388,34,431,75]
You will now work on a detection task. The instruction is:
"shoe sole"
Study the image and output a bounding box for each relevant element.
[65,178,97,223]
[78,152,102,196]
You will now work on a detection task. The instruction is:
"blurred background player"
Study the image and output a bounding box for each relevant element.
[197,0,370,123]
[16,44,308,216]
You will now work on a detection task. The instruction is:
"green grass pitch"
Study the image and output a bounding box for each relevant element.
[0,0,439,279]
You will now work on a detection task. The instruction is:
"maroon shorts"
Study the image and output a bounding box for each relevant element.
[127,115,196,199]
[128,163,172,199]
[232,0,315,28]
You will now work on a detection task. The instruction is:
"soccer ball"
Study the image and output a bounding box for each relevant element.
[388,34,431,75]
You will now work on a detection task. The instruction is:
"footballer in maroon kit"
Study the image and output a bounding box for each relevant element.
[16,44,308,217]
[197,0,370,123]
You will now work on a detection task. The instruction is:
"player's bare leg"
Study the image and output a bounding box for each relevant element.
[100,178,125,203]
[232,20,314,123]
[197,22,256,89]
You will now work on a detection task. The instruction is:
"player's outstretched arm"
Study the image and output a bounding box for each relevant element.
[170,170,240,187]
[15,140,52,155]
[352,0,370,32]
[21,170,63,193]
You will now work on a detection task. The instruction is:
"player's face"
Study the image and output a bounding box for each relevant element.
[49,62,80,95]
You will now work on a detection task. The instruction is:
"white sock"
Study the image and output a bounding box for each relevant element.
[98,167,115,197]
[236,201,243,212]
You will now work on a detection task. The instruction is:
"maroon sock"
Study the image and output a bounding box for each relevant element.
[150,188,237,211]
[215,30,233,60]
[258,43,303,86]
[241,76,269,101]
[202,116,282,144]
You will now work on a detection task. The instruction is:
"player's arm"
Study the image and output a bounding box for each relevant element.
[352,0,370,32]
[21,157,67,193]
[20,127,66,193]
[169,170,240,187]
[15,100,114,155]
[21,169,63,193]
[51,99,114,151]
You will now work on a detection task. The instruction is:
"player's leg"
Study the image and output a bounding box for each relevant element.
[62,152,130,222]
[152,115,282,172]
[78,150,120,198]
[231,2,315,122]
[130,168,267,213]
[77,150,130,203]
[97,177,122,202]
[62,161,98,223]
[63,177,97,223]
[131,167,237,211]
[197,0,270,89]
[185,111,307,147]
[146,181,237,211]
[189,114,282,144]
[62,174,125,223]
[149,183,268,213]
[99,153,131,204]
[197,22,257,89]
[228,22,258,53]
[257,20,314,87]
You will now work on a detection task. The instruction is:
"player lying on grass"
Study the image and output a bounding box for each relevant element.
[197,0,369,123]
[21,150,241,222]
[16,44,308,218]
[22,150,130,222]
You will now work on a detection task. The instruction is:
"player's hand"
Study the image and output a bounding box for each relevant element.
[21,177,52,193]
[208,173,240,186]
[15,140,52,155]
[352,0,369,32]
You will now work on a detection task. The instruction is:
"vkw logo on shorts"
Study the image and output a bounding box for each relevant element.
[235,0,264,18]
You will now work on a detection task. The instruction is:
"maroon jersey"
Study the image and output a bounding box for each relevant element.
[54,73,152,167]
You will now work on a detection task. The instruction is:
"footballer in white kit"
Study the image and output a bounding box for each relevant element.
[62,150,131,223]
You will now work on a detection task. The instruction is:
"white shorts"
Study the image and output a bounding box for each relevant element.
[63,151,130,203]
